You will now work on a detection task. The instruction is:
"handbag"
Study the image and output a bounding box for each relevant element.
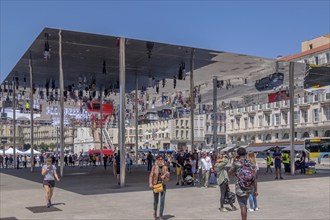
[153,183,163,193]
[153,166,163,193]
[224,183,236,204]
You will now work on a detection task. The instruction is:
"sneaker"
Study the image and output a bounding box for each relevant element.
[248,208,254,212]
[220,208,228,212]
[280,177,284,179]
[176,182,179,186]
[46,203,51,208]
[231,206,238,211]
[48,199,52,206]
[255,208,259,211]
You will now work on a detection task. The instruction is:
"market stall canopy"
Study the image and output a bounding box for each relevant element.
[23,148,41,155]
[4,148,23,155]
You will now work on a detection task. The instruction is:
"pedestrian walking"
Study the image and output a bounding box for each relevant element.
[126,153,132,173]
[175,151,185,186]
[215,154,237,212]
[273,147,283,179]
[5,155,9,168]
[147,151,153,171]
[41,157,60,208]
[149,155,170,220]
[229,147,258,220]
[247,152,259,212]
[103,154,108,170]
[299,151,306,175]
[197,152,212,188]
[265,152,273,174]
[115,151,121,185]
[0,155,4,168]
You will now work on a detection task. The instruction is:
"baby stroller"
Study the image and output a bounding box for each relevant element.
[182,162,194,186]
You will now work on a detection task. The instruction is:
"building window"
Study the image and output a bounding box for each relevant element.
[309,44,313,50]
[258,115,263,127]
[236,118,240,129]
[258,134,262,140]
[282,112,288,124]
[294,111,300,124]
[315,56,319,65]
[314,130,318,137]
[313,109,319,122]
[244,118,248,129]
[282,133,289,140]
[249,116,254,128]
[230,120,234,130]
[275,114,280,125]
[265,114,271,126]
[302,110,308,123]
[325,107,330,120]
[275,133,279,139]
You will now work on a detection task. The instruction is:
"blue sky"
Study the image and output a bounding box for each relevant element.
[1,0,329,82]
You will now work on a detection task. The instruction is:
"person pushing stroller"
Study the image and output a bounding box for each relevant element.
[183,159,194,186]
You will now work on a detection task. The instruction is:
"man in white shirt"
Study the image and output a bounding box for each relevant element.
[197,152,213,187]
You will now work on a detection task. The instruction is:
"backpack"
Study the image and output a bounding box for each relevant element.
[236,159,256,190]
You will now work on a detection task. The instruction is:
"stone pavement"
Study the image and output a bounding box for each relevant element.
[0,164,329,220]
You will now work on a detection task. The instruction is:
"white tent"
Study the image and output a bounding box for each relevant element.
[23,148,41,155]
[4,148,23,155]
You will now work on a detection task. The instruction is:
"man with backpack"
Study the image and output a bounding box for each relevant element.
[229,148,258,220]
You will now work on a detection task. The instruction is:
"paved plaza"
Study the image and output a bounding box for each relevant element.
[1,164,329,220]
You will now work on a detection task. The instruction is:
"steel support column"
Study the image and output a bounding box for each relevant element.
[135,73,139,165]
[119,37,126,187]
[13,79,16,169]
[213,76,218,152]
[190,49,195,151]
[289,61,295,175]
[100,89,103,165]
[29,52,34,172]
[59,30,65,177]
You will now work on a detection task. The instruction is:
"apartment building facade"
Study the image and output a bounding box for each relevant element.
[226,93,330,145]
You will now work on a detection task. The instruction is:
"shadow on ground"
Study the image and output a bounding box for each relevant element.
[1,164,329,196]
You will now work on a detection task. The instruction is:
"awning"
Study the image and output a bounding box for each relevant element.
[282,144,305,151]
[246,146,272,152]
[220,145,236,152]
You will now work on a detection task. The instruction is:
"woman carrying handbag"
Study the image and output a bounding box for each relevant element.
[149,155,170,220]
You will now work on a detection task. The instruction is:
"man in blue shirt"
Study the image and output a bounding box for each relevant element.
[273,147,284,179]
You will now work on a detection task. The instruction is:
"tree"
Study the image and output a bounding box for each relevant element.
[23,144,30,151]
[39,142,48,152]
[49,143,56,150]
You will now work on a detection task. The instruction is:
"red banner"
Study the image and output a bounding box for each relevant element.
[268,91,289,103]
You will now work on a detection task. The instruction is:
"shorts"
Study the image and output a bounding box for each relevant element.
[43,180,55,188]
[236,195,248,208]
[176,167,183,176]
[275,160,281,169]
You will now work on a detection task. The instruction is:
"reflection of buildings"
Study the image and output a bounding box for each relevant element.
[226,93,330,144]
[73,127,96,153]
[105,112,226,152]
[281,34,330,65]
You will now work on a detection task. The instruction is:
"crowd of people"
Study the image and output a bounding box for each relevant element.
[147,147,308,220]
[147,148,259,220]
